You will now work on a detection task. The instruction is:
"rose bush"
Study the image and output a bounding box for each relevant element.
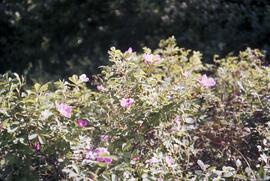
[1,37,270,180]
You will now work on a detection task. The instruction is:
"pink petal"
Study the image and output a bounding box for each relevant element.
[56,103,72,118]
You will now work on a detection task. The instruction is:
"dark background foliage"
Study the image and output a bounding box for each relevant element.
[1,0,270,82]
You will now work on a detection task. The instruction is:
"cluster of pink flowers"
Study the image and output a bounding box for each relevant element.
[56,103,72,118]
[143,53,161,64]
[198,74,216,88]
[85,147,112,164]
[76,119,88,128]
[120,98,134,108]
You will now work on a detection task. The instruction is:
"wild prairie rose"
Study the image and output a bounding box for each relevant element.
[84,147,112,164]
[76,119,88,128]
[198,74,216,88]
[34,142,41,152]
[143,54,161,64]
[79,74,89,82]
[95,147,112,164]
[120,98,134,108]
[56,103,72,118]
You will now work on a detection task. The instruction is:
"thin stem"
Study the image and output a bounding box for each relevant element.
[229,145,256,180]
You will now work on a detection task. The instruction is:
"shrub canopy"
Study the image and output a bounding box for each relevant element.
[1,37,270,180]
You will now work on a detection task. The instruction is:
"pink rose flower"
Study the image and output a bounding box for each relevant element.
[198,74,216,88]
[84,147,113,164]
[76,119,88,128]
[56,103,72,118]
[95,147,112,164]
[34,142,41,152]
[120,98,134,108]
[96,84,105,92]
[100,135,109,142]
[79,74,89,82]
[143,54,161,64]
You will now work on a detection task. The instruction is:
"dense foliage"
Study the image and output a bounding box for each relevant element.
[1,37,270,180]
[1,0,270,81]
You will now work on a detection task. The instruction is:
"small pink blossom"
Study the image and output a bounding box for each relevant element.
[127,47,133,53]
[143,54,161,64]
[76,119,88,128]
[34,142,41,152]
[96,84,105,92]
[130,156,140,165]
[79,74,89,82]
[165,156,174,168]
[56,103,72,118]
[198,74,216,88]
[120,98,134,108]
[100,135,109,142]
